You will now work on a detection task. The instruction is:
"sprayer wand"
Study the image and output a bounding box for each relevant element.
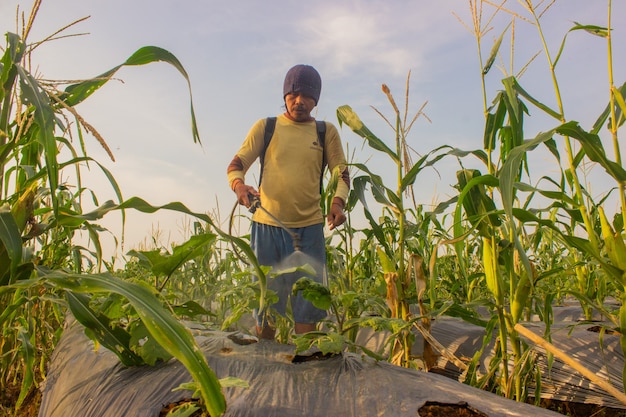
[248,194,302,251]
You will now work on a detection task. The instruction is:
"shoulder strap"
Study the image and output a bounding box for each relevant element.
[258,117,276,187]
[316,121,327,192]
[316,120,326,148]
[258,117,327,188]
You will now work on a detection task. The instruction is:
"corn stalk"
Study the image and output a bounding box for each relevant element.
[337,73,449,367]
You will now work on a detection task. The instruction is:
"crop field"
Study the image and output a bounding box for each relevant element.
[1,1,626,416]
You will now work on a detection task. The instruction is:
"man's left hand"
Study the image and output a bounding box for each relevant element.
[327,201,346,230]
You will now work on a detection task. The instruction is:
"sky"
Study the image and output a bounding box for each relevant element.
[1,0,625,265]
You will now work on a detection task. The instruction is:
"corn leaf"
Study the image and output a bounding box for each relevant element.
[350,162,399,209]
[505,76,562,121]
[557,121,626,182]
[337,105,399,163]
[352,176,392,258]
[293,277,332,311]
[61,46,200,144]
[0,33,23,93]
[377,246,395,274]
[572,21,610,37]
[514,182,576,206]
[43,270,226,416]
[612,85,626,124]
[15,324,35,410]
[66,291,144,366]
[0,208,22,284]
[484,92,507,151]
[15,65,59,205]
[129,320,173,366]
[500,130,556,219]
[127,233,216,278]
[592,82,626,134]
[455,169,500,238]
[400,145,451,192]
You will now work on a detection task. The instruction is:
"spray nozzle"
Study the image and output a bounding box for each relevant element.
[248,193,261,213]
[246,193,302,252]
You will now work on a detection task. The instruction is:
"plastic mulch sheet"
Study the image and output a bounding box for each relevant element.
[37,319,564,417]
[357,301,625,410]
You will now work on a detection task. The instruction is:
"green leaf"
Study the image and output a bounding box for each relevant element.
[377,246,395,274]
[15,65,59,205]
[514,181,576,206]
[336,105,399,163]
[127,233,216,278]
[61,46,201,144]
[66,291,144,366]
[219,376,250,389]
[455,170,500,238]
[172,301,213,319]
[612,85,626,125]
[15,324,35,410]
[293,277,332,310]
[563,235,622,282]
[505,76,562,121]
[1,33,24,87]
[60,66,120,107]
[57,196,267,312]
[400,145,451,191]
[500,130,556,219]
[484,92,507,151]
[129,319,173,366]
[165,402,201,417]
[44,270,226,416]
[554,23,608,67]
[0,208,23,284]
[316,332,345,355]
[572,21,610,37]
[350,163,394,207]
[592,81,626,134]
[557,121,626,181]
[499,130,558,282]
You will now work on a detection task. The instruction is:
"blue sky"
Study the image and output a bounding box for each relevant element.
[1,1,624,263]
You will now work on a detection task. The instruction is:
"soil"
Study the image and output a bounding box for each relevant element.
[0,384,40,417]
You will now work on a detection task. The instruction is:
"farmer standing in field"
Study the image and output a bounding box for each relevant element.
[227,64,350,340]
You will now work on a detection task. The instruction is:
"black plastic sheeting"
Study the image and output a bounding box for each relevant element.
[37,319,564,417]
[356,302,626,409]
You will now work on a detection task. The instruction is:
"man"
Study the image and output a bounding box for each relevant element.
[227,64,350,340]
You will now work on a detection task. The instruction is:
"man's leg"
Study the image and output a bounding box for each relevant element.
[294,322,317,334]
[291,225,327,334]
[256,325,276,340]
[250,222,287,341]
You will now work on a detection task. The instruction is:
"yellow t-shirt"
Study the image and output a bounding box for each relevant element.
[228,114,349,228]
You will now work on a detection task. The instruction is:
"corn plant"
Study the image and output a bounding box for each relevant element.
[453,0,626,402]
[0,3,232,414]
[336,73,454,367]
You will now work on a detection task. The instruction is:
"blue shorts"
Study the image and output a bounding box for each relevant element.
[250,222,327,326]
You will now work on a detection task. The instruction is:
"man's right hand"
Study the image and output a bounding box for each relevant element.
[233,180,259,208]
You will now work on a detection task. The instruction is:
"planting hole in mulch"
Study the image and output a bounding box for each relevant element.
[418,401,488,417]
[159,398,203,417]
